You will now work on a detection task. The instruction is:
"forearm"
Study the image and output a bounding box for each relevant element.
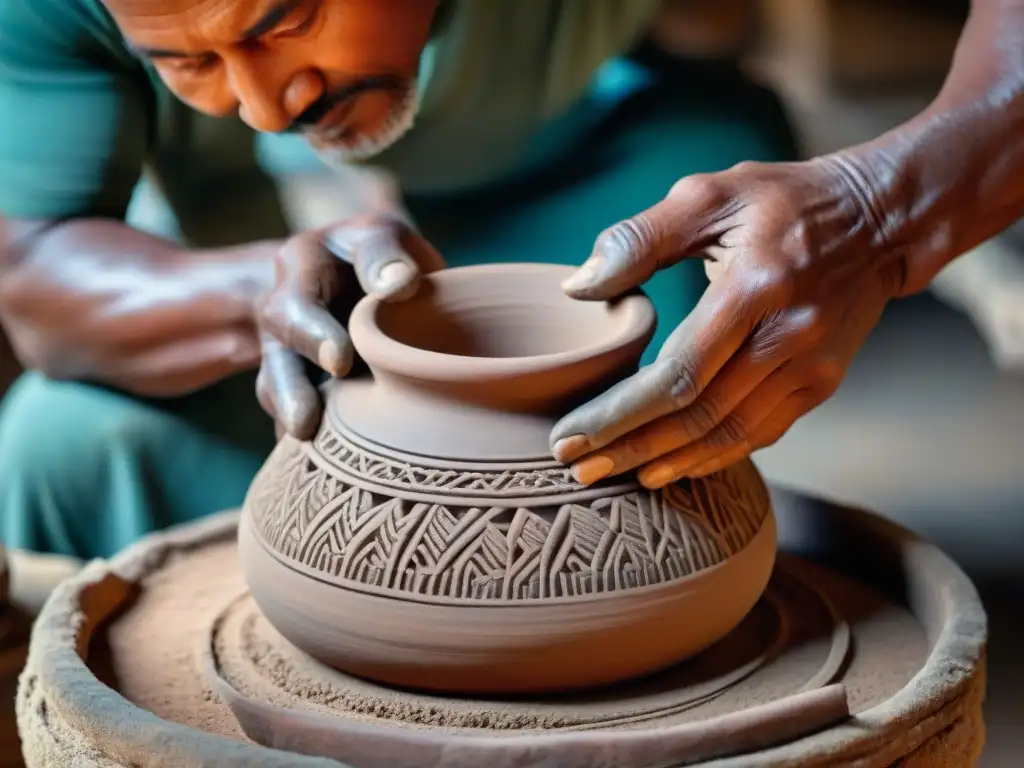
[829,0,1024,296]
[0,218,273,395]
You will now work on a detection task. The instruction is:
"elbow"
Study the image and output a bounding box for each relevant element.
[0,217,98,381]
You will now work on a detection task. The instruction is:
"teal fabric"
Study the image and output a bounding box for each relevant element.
[0,372,275,558]
[0,62,797,559]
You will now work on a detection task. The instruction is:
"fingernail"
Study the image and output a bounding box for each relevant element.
[571,455,615,486]
[561,256,605,293]
[553,435,590,463]
[318,339,351,377]
[377,261,416,293]
[639,464,679,489]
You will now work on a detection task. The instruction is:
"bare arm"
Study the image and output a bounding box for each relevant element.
[0,218,274,397]
[833,0,1024,295]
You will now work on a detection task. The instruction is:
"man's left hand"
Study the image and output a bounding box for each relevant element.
[550,156,905,488]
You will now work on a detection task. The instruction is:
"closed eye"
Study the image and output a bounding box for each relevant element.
[165,53,219,74]
[274,1,320,39]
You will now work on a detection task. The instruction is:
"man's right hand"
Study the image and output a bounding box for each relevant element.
[254,214,445,440]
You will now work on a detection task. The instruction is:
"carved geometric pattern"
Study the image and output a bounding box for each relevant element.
[246,435,770,603]
[313,427,579,496]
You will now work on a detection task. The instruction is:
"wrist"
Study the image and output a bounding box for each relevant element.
[811,146,921,297]
[822,4,1024,298]
[176,241,276,323]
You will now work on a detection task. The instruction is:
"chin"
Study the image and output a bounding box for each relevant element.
[311,84,419,166]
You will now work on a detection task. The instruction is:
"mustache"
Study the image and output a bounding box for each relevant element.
[289,74,409,132]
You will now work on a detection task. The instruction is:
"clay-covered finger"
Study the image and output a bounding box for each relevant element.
[326,220,422,302]
[567,335,788,484]
[268,232,355,377]
[681,390,821,480]
[634,367,800,488]
[258,333,322,441]
[259,292,354,378]
[561,175,727,300]
[550,279,759,464]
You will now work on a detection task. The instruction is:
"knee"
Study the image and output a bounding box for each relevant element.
[0,374,158,485]
[0,374,177,556]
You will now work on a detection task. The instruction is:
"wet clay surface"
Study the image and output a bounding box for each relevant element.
[241,264,778,695]
[99,538,926,741]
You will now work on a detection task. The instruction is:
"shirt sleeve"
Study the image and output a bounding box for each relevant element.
[0,0,151,220]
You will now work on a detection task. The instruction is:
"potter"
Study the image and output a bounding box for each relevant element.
[1,0,1023,560]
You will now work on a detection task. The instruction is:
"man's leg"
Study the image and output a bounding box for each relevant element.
[0,371,275,560]
[408,60,798,364]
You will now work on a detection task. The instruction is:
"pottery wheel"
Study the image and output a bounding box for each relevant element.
[99,517,928,746]
[19,495,987,768]
[207,558,852,733]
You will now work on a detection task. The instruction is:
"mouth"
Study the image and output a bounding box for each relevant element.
[306,99,359,143]
[306,79,420,163]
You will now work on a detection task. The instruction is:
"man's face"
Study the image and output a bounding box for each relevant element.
[107,0,439,161]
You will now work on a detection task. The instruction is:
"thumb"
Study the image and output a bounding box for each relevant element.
[323,217,420,302]
[561,175,724,301]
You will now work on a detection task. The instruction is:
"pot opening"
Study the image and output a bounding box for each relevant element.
[373,275,632,360]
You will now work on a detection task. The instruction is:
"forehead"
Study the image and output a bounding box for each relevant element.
[105,0,286,44]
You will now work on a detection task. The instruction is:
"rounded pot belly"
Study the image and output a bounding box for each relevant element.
[240,509,776,694]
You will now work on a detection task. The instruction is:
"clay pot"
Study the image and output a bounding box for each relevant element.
[240,263,777,694]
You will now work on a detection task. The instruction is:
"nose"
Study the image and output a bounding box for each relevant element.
[226,55,322,133]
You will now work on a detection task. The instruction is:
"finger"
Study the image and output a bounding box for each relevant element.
[551,276,764,464]
[567,333,788,485]
[635,365,802,488]
[255,368,289,441]
[682,390,822,479]
[258,333,322,440]
[562,175,728,300]
[264,233,355,377]
[326,219,424,303]
[255,366,276,419]
[260,292,355,378]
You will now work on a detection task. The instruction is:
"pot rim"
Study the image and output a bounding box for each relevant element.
[348,263,656,382]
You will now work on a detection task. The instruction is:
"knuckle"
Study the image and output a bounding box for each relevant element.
[708,414,747,448]
[332,214,402,249]
[595,217,656,264]
[806,357,845,393]
[668,174,722,208]
[731,258,794,300]
[674,396,721,439]
[783,219,815,267]
[666,358,700,407]
[783,305,828,348]
[255,292,288,331]
[730,159,766,176]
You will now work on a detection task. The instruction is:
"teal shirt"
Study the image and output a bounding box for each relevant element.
[0,0,662,230]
